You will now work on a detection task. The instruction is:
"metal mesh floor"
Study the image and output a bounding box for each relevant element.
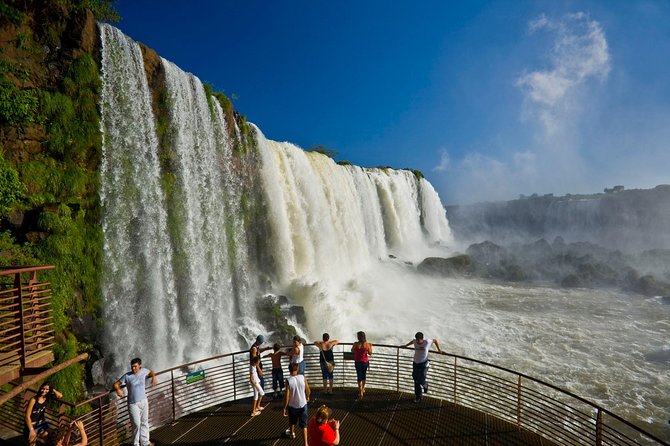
[150,387,553,446]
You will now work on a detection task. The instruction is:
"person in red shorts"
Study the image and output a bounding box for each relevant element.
[308,404,340,446]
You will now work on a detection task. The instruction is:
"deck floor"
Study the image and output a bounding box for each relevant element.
[150,387,553,446]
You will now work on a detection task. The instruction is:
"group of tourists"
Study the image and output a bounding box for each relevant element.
[246,330,441,445]
[23,332,440,446]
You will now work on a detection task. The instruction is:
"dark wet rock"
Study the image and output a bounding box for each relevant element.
[255,294,302,343]
[417,255,472,277]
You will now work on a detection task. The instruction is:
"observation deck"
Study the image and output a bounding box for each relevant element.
[1,344,667,445]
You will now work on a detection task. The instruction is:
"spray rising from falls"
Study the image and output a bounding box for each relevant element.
[98,23,453,375]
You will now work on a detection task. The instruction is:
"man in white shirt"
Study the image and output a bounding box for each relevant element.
[402,332,441,403]
[283,362,310,443]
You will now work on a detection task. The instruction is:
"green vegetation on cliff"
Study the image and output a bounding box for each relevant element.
[0,0,113,404]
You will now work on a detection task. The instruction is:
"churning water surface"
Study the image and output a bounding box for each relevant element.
[312,264,670,440]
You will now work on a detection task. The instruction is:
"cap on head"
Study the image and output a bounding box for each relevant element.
[256,335,265,343]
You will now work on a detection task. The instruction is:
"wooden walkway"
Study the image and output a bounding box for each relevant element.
[149,387,553,446]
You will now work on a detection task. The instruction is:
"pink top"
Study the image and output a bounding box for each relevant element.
[353,343,369,362]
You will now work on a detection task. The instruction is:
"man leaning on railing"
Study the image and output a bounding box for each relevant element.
[401,332,442,403]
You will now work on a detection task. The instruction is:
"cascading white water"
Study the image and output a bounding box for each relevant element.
[99,25,253,375]
[255,130,453,335]
[98,24,180,372]
[98,23,453,374]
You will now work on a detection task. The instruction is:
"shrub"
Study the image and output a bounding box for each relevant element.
[0,149,25,217]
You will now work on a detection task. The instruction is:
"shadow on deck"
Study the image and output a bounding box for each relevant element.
[149,387,553,446]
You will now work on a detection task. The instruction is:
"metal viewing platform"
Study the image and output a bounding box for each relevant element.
[1,344,667,445]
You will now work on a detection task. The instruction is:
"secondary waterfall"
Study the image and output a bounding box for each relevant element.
[98,23,453,375]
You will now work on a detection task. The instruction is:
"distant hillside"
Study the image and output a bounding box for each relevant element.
[446,185,670,253]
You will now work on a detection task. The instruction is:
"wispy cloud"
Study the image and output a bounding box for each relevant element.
[517,12,610,133]
[437,12,611,204]
[433,148,450,172]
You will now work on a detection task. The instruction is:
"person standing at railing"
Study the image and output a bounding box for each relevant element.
[288,335,306,375]
[351,331,372,400]
[113,357,157,446]
[264,343,287,399]
[250,355,265,416]
[249,335,272,390]
[24,382,62,446]
[314,333,339,395]
[283,362,311,443]
[401,332,442,403]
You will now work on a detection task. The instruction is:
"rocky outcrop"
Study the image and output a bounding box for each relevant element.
[417,255,471,276]
[420,237,670,296]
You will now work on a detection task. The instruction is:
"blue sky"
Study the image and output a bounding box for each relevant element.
[112,1,670,205]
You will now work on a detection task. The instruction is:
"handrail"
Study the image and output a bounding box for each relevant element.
[0,266,55,380]
[1,343,666,445]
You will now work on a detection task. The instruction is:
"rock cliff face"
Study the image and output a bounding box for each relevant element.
[446,185,670,253]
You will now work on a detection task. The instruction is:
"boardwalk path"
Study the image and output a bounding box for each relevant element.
[150,388,551,445]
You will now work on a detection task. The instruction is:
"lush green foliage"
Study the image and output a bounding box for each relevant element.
[308,144,338,158]
[0,149,25,217]
[408,169,425,179]
[77,0,120,22]
[42,54,102,163]
[0,1,26,25]
[0,230,37,266]
[50,333,89,411]
[0,78,40,125]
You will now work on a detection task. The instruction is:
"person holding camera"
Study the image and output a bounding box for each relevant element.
[308,404,340,446]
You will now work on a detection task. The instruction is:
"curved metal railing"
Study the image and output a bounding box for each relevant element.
[2,343,667,445]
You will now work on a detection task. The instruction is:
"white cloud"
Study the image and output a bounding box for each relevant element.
[517,12,610,133]
[435,12,618,205]
[433,148,450,172]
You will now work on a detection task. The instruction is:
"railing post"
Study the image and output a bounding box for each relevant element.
[15,272,26,370]
[97,396,104,446]
[396,347,400,393]
[596,408,603,446]
[171,370,176,423]
[233,355,237,401]
[453,357,457,404]
[517,376,522,431]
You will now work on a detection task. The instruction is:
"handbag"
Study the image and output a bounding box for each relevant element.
[320,349,335,373]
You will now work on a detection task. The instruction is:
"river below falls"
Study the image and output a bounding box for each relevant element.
[310,267,670,440]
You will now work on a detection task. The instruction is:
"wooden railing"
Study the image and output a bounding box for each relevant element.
[1,344,667,445]
[0,266,56,371]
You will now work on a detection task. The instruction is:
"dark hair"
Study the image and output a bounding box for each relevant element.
[357,331,366,342]
[273,343,281,351]
[322,333,330,341]
[415,332,424,340]
[36,382,52,399]
[131,357,142,366]
[292,335,301,342]
[251,356,260,365]
[289,362,299,373]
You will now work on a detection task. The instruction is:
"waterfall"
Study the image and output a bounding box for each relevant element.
[98,24,180,372]
[98,23,453,375]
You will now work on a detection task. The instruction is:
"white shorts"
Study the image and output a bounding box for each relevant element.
[253,383,265,400]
